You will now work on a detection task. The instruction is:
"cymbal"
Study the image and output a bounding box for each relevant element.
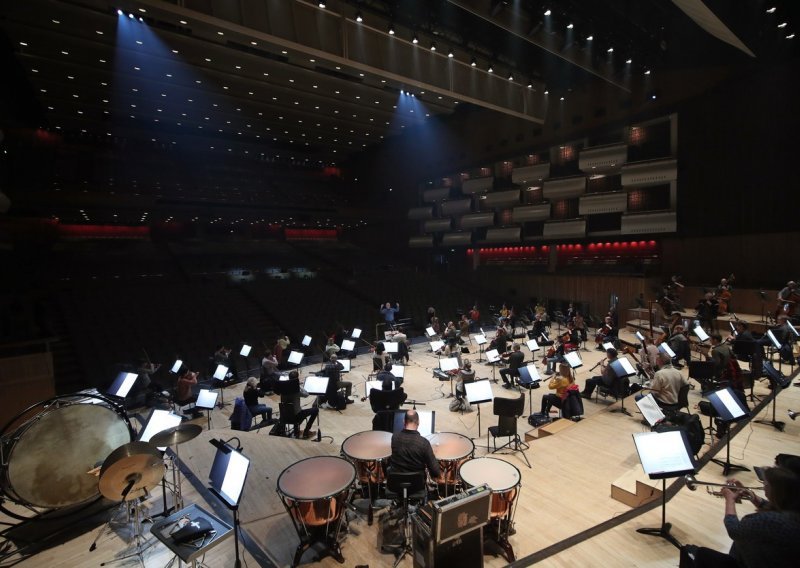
[149,423,203,448]
[99,441,164,501]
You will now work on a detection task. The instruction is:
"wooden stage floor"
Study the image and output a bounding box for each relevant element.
[3,330,799,567]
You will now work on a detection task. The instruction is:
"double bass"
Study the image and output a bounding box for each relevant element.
[716,273,735,315]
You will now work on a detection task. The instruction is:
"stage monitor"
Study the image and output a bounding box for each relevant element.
[633,429,696,480]
[635,331,645,342]
[430,340,445,353]
[209,445,250,508]
[352,328,362,339]
[635,393,666,427]
[610,357,636,378]
[426,326,437,337]
[525,339,540,352]
[339,359,351,373]
[440,357,459,372]
[341,339,356,351]
[474,334,488,346]
[707,386,750,423]
[393,410,435,437]
[303,375,329,395]
[517,365,540,386]
[390,365,405,379]
[213,365,229,381]
[465,380,494,405]
[196,389,219,410]
[108,372,138,399]
[658,343,676,358]
[485,349,500,363]
[693,326,709,342]
[766,329,782,349]
[139,409,182,451]
[287,351,304,365]
[170,359,183,374]
[564,351,583,369]
[301,335,312,347]
[239,344,252,357]
[383,342,398,353]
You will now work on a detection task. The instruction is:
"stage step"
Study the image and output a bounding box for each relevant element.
[524,416,577,441]
[610,468,662,508]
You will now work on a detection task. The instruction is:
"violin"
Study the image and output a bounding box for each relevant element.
[595,324,611,345]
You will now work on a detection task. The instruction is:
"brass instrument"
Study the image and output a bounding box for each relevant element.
[685,475,761,499]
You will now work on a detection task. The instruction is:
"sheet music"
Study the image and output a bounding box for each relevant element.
[474,334,488,345]
[633,431,694,477]
[196,389,218,410]
[635,394,666,427]
[390,366,405,378]
[526,339,540,351]
[430,340,445,352]
[658,343,676,358]
[383,342,398,353]
[301,335,312,347]
[352,328,363,339]
[485,349,500,362]
[564,351,582,368]
[693,326,709,342]
[426,326,436,337]
[341,339,356,351]
[220,451,249,506]
[287,351,303,365]
[715,388,746,420]
[213,365,228,381]
[170,359,183,373]
[440,357,459,372]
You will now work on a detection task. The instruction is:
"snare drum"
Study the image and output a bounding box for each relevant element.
[427,432,474,495]
[277,456,355,566]
[1,394,133,509]
[341,430,392,485]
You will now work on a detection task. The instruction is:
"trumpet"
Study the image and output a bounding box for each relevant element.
[685,475,761,499]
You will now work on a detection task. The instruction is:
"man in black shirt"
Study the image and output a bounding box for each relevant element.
[500,343,524,389]
[281,370,318,439]
[390,410,440,478]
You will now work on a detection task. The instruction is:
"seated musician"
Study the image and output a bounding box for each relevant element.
[682,466,800,568]
[260,349,280,392]
[389,410,441,479]
[443,341,463,370]
[443,321,459,345]
[776,280,798,317]
[324,337,340,360]
[377,362,401,387]
[243,376,274,425]
[281,370,317,439]
[455,359,476,401]
[459,315,470,342]
[638,336,660,376]
[322,354,352,409]
[647,353,688,407]
[176,367,203,418]
[573,311,587,343]
[540,363,577,415]
[545,323,579,375]
[490,327,510,355]
[468,305,480,331]
[696,292,719,332]
[369,376,407,412]
[531,313,547,339]
[758,314,797,365]
[595,316,615,351]
[708,333,734,382]
[500,343,524,388]
[581,348,618,398]
[667,325,691,367]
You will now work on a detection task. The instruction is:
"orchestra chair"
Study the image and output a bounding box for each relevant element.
[384,470,427,566]
[596,376,630,406]
[656,384,691,418]
[488,393,531,468]
[277,401,299,437]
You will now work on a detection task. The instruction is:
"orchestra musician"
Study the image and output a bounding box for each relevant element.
[490,327,510,354]
[647,353,688,407]
[454,359,476,409]
[573,311,588,344]
[638,336,660,377]
[758,314,797,365]
[775,280,799,320]
[716,275,735,315]
[707,333,734,382]
[544,322,579,375]
[581,348,619,398]
[540,363,577,415]
[468,305,481,331]
[667,324,691,368]
[389,410,441,479]
[595,316,614,351]
[500,343,524,389]
[696,292,719,333]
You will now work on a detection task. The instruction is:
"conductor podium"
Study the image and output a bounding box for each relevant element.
[411,484,491,568]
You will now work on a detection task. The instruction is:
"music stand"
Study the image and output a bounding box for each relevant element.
[239,344,252,357]
[517,365,541,416]
[213,364,230,409]
[429,339,445,356]
[707,387,751,475]
[608,358,636,416]
[473,334,488,362]
[208,440,250,568]
[287,350,304,367]
[658,343,676,359]
[341,339,356,359]
[602,341,615,351]
[692,326,709,360]
[392,410,435,437]
[633,429,696,548]
[755,362,789,431]
[390,365,405,380]
[563,351,583,370]
[635,394,666,428]
[139,409,183,518]
[107,371,139,414]
[195,389,219,430]
[352,328,363,339]
[304,375,329,443]
[440,357,460,397]
[465,380,494,437]
[425,326,437,339]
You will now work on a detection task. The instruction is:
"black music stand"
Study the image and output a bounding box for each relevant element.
[707,387,751,476]
[754,361,789,432]
[517,365,541,417]
[138,409,183,519]
[473,333,488,362]
[465,380,494,439]
[195,389,219,431]
[212,364,231,409]
[608,358,635,416]
[208,439,251,568]
[303,374,330,443]
[688,361,715,392]
[633,429,697,548]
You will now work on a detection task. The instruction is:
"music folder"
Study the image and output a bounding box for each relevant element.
[108,372,138,398]
[212,365,229,381]
[170,359,183,374]
[602,341,615,351]
[301,335,312,347]
[610,357,636,378]
[383,341,399,353]
[351,328,363,339]
[430,340,445,353]
[517,364,540,386]
[390,365,405,379]
[693,326,709,342]
[426,326,437,337]
[303,375,329,395]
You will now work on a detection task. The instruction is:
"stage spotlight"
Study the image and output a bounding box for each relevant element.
[356,11,363,23]
[471,57,477,67]
[488,64,494,73]
[586,34,593,41]
[508,73,513,80]
[567,23,574,29]
[412,34,418,44]
[544,9,551,16]
[430,42,436,51]
[128,13,134,19]
[117,9,123,16]
[448,49,454,58]
[318,1,326,8]
[626,58,632,64]
[388,24,395,35]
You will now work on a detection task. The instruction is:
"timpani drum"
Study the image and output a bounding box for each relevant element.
[459,457,521,562]
[277,456,356,567]
[341,430,392,486]
[1,394,133,510]
[341,430,392,525]
[427,432,474,496]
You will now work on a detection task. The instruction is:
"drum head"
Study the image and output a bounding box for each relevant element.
[341,431,392,461]
[6,403,132,508]
[459,457,520,492]
[427,432,474,460]
[278,456,355,500]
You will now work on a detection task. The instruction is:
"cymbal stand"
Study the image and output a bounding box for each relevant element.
[170,444,185,512]
[98,495,159,565]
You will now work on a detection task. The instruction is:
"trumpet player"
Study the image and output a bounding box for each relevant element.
[682,466,800,568]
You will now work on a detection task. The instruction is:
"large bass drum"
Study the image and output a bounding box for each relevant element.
[1,393,133,510]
